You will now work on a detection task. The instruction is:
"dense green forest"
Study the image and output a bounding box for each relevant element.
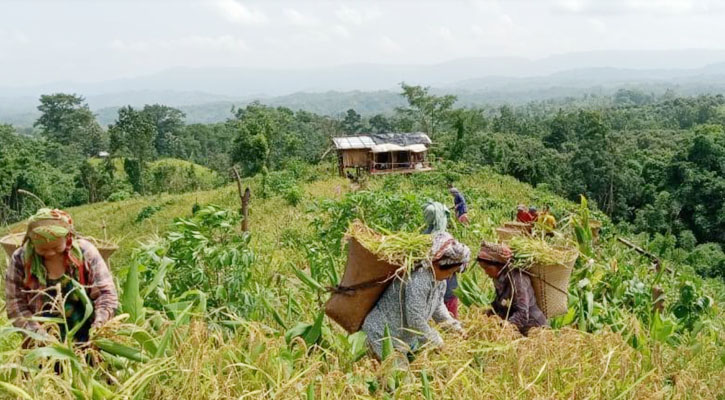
[2,86,724,279]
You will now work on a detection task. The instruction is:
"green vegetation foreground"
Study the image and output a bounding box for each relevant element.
[0,165,723,399]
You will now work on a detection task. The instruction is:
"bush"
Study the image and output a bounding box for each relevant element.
[678,230,697,251]
[133,205,257,315]
[135,205,162,222]
[283,185,302,207]
[687,243,725,279]
[107,190,132,202]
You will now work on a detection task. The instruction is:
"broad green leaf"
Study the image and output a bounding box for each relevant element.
[348,331,368,362]
[122,263,145,324]
[24,344,82,371]
[421,370,432,400]
[94,338,150,363]
[67,280,94,340]
[302,311,324,346]
[291,263,326,292]
[262,297,287,329]
[381,324,393,361]
[90,378,115,400]
[285,322,312,345]
[141,256,172,298]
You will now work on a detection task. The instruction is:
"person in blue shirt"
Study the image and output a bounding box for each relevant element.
[448,184,469,225]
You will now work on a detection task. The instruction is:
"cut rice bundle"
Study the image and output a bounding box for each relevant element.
[346,220,432,272]
[508,236,579,318]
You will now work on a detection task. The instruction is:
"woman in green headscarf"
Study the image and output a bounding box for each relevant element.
[5,208,118,343]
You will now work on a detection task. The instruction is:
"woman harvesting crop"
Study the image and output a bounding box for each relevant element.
[361,230,470,367]
[5,208,118,344]
[477,240,548,336]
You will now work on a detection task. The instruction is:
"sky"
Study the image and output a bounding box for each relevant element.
[2,0,725,86]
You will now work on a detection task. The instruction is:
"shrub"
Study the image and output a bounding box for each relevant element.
[677,230,697,251]
[687,242,725,279]
[135,205,162,222]
[283,185,302,207]
[133,205,257,315]
[107,190,132,202]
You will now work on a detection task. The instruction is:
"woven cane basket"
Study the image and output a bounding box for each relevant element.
[325,237,402,333]
[527,248,578,318]
[496,227,523,243]
[503,221,533,233]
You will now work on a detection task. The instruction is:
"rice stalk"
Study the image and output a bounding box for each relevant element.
[509,235,579,269]
[346,220,431,272]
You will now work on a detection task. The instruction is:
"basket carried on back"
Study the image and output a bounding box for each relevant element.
[496,227,524,243]
[503,221,533,233]
[526,248,578,318]
[1,232,118,265]
[325,237,403,333]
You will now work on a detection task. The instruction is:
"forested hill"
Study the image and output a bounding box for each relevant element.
[5,58,725,127]
[1,86,725,280]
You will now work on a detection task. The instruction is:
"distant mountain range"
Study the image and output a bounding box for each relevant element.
[3,49,725,127]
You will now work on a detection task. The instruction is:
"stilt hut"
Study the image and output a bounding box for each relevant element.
[332,133,433,176]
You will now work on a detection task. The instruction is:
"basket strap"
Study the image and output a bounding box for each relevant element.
[519,269,569,296]
[327,268,404,294]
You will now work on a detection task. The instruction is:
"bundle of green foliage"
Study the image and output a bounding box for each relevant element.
[132,205,257,316]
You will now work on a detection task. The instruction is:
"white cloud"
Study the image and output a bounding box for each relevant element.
[214,0,268,25]
[587,18,607,33]
[0,29,30,45]
[335,5,381,26]
[332,25,351,39]
[438,26,454,41]
[552,0,725,16]
[111,35,248,53]
[379,35,400,53]
[284,8,318,27]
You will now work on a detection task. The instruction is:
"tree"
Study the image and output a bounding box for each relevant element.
[109,106,157,194]
[544,109,575,150]
[341,109,363,134]
[492,105,520,134]
[0,124,77,223]
[231,103,275,176]
[445,108,487,161]
[76,159,114,203]
[34,93,106,156]
[141,104,186,157]
[397,83,456,137]
[369,114,392,133]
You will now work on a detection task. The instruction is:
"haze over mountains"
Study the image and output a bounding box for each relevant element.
[3,49,725,127]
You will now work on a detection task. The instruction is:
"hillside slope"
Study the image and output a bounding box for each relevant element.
[0,165,723,399]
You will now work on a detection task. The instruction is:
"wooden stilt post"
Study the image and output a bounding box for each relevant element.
[242,187,250,232]
[232,167,250,232]
[337,151,344,177]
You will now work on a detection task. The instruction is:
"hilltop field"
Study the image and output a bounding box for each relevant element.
[1,164,723,399]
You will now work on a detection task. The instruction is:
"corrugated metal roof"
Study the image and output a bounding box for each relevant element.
[371,143,428,153]
[333,132,431,150]
[370,132,431,146]
[332,136,376,149]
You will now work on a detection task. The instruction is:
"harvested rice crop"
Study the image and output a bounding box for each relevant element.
[346,220,432,271]
[509,235,578,269]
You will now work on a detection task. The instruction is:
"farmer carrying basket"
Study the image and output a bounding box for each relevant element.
[325,219,470,367]
[477,240,550,336]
